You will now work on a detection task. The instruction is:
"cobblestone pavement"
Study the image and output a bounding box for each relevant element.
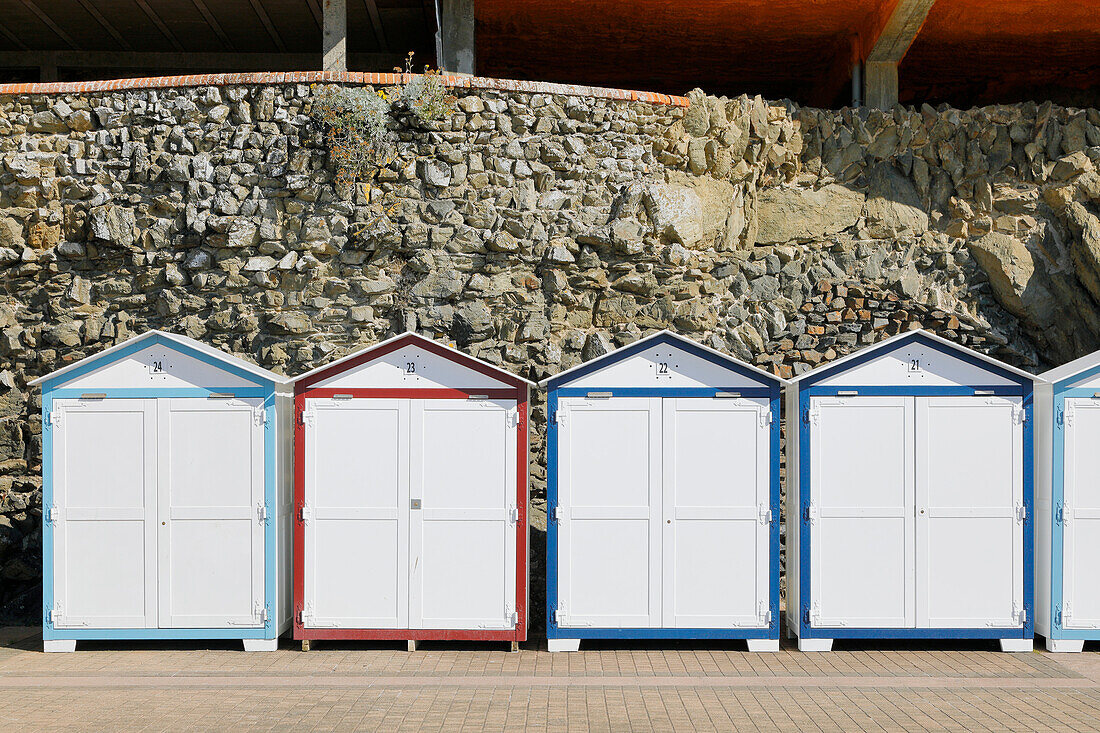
[3,628,1100,731]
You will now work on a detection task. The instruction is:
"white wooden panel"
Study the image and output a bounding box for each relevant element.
[60,344,256,390]
[53,399,157,628]
[558,398,661,628]
[810,397,914,628]
[814,342,1016,388]
[158,398,264,628]
[304,399,408,628]
[410,399,516,629]
[663,398,769,628]
[311,344,508,390]
[917,397,1022,628]
[561,343,769,390]
[1063,398,1100,629]
[785,387,800,632]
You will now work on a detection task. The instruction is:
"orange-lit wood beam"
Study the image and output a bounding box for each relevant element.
[863,0,936,108]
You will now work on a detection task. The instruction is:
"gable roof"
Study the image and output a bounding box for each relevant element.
[30,329,285,387]
[538,329,788,389]
[788,328,1039,386]
[291,332,535,388]
[1040,349,1100,387]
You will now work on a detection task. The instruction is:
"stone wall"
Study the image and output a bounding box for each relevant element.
[3,76,1100,625]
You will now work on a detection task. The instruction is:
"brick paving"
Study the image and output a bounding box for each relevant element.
[2,628,1100,731]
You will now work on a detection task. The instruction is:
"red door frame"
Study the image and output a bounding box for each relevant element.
[292,334,529,642]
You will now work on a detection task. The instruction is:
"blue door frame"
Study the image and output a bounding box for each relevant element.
[40,334,280,642]
[544,334,785,640]
[796,334,1035,641]
[1048,371,1100,641]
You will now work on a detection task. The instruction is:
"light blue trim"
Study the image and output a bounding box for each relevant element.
[545,385,782,642]
[797,375,1036,642]
[42,627,271,641]
[806,385,1022,397]
[51,388,268,399]
[545,332,783,392]
[1053,363,1100,392]
[40,334,275,393]
[555,387,774,399]
[41,338,281,642]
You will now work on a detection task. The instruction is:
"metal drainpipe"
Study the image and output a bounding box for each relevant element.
[851,62,864,108]
[434,0,445,70]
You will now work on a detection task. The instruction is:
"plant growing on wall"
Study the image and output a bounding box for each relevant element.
[311,53,457,211]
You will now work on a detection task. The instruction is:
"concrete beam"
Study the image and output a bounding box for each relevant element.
[436,0,475,74]
[863,0,936,109]
[323,0,347,72]
[0,50,404,72]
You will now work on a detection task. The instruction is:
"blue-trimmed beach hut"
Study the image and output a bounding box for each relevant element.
[31,330,292,652]
[786,328,1036,652]
[541,330,787,652]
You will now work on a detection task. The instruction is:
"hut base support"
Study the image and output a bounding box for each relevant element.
[43,639,76,653]
[999,638,1033,653]
[547,639,580,652]
[243,638,278,652]
[407,640,418,652]
[301,640,312,652]
[509,641,520,653]
[797,637,833,652]
[746,639,779,652]
[1046,638,1084,653]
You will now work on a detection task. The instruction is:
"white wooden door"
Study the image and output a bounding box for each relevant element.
[916,396,1023,628]
[51,399,157,628]
[1063,398,1100,629]
[557,397,662,628]
[662,398,770,628]
[809,396,915,628]
[158,398,265,628]
[303,398,409,628]
[409,399,517,629]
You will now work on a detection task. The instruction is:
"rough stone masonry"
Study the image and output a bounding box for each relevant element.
[2,80,1100,625]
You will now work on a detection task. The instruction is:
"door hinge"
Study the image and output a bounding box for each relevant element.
[255,601,269,624]
[48,410,62,428]
[758,600,772,625]
[1060,406,1074,427]
[256,502,268,525]
[253,407,267,426]
[1059,603,1068,627]
[300,409,315,427]
[45,505,59,524]
[1013,602,1027,626]
[811,602,821,625]
[507,605,518,626]
[803,407,820,425]
[1013,404,1028,424]
[299,503,312,524]
[508,505,519,524]
[758,503,772,525]
[553,602,565,626]
[300,602,315,627]
[1016,503,1028,523]
[759,408,773,428]
[803,502,817,524]
[552,506,563,524]
[47,602,61,626]
[552,408,567,426]
[507,408,521,428]
[1057,503,1069,525]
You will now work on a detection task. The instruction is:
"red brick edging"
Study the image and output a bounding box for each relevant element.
[0,71,689,107]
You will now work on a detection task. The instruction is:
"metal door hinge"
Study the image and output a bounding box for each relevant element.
[803,502,817,524]
[255,601,269,624]
[805,407,820,425]
[300,409,315,427]
[1016,504,1028,523]
[552,506,563,524]
[299,503,312,524]
[507,408,521,428]
[45,505,59,524]
[552,408,567,426]
[759,408,773,428]
[758,503,772,525]
[508,506,519,524]
[553,602,565,626]
[256,502,268,525]
[1059,603,1069,627]
[810,602,821,625]
[758,600,772,625]
[47,603,61,626]
[253,407,267,426]
[507,605,518,626]
[48,411,62,428]
[1060,406,1074,427]
[1013,602,1027,626]
[1058,504,1069,525]
[1013,405,1028,424]
[300,602,315,627]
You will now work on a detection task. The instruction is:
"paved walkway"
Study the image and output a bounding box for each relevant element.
[2,628,1100,731]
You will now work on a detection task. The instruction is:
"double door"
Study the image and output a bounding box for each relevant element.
[808,395,1025,629]
[50,397,266,629]
[302,397,518,630]
[555,396,772,629]
[1061,397,1100,629]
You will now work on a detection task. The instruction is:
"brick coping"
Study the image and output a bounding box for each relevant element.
[0,71,689,107]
